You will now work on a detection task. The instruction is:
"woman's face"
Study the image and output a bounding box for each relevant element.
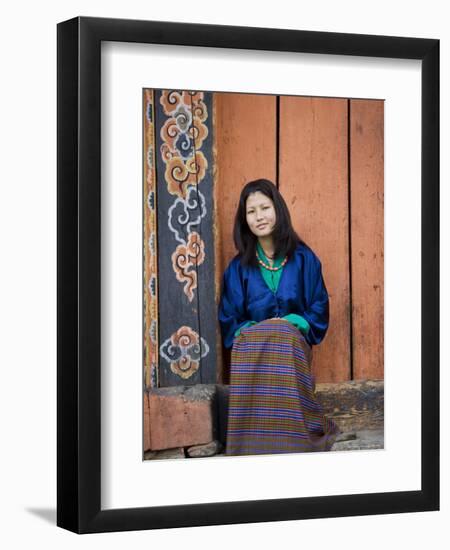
[245,191,277,239]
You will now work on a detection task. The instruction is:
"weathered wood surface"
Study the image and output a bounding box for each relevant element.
[214,92,277,279]
[279,97,351,382]
[332,429,384,451]
[144,448,185,460]
[146,384,217,451]
[315,379,384,432]
[214,93,277,382]
[350,99,384,380]
[143,391,151,452]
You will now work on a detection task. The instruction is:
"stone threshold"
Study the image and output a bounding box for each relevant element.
[143,429,384,460]
[143,380,384,458]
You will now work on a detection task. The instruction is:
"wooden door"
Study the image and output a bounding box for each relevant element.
[350,99,384,381]
[279,97,351,382]
[214,93,384,383]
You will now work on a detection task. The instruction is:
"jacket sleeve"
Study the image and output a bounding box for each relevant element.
[218,261,250,349]
[301,254,329,346]
[282,313,310,336]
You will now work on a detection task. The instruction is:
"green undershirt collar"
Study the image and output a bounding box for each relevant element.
[256,242,283,293]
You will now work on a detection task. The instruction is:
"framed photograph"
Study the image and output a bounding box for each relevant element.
[57,17,439,533]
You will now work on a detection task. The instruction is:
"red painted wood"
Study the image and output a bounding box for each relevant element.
[279,96,351,383]
[214,92,277,274]
[214,93,277,381]
[350,99,384,380]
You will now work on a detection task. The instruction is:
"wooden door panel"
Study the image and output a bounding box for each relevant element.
[279,96,351,382]
[350,99,384,380]
[214,92,277,275]
[214,93,277,382]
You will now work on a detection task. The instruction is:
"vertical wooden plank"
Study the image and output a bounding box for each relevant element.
[279,96,350,383]
[143,391,151,451]
[214,92,277,381]
[214,93,277,275]
[350,99,384,380]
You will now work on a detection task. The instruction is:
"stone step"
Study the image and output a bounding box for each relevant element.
[144,380,384,453]
[315,380,384,432]
[331,429,384,451]
[145,384,217,451]
[186,440,224,458]
[215,380,384,445]
[144,447,185,460]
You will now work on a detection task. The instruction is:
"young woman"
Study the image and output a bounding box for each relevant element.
[219,179,339,456]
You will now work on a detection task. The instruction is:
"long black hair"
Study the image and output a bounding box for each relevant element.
[233,179,303,267]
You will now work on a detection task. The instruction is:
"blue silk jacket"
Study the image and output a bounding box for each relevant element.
[218,243,329,349]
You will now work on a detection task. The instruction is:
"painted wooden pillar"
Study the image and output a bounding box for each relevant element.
[279,96,351,383]
[153,90,217,387]
[143,90,159,389]
[350,99,384,381]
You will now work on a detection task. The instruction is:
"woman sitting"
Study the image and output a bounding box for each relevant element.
[219,178,338,456]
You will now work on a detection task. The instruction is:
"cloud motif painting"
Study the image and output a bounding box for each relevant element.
[160,326,210,379]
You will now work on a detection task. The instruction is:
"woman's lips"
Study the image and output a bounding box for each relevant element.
[257,223,268,229]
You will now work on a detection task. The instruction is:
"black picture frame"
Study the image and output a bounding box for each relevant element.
[57,16,439,534]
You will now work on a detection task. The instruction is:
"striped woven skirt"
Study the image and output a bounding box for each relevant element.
[226,319,339,456]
